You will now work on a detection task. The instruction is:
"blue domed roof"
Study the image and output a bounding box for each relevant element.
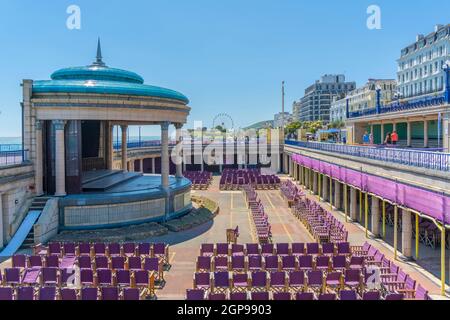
[32,40,189,104]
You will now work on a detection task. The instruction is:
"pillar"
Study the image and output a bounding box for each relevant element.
[140,159,144,173]
[175,124,183,179]
[35,120,44,196]
[161,122,170,188]
[334,180,341,209]
[350,188,358,221]
[121,125,128,172]
[106,122,114,170]
[371,197,381,237]
[54,120,66,197]
[407,121,412,147]
[380,123,385,144]
[322,175,328,201]
[424,120,429,148]
[152,158,156,174]
[393,122,397,132]
[401,209,413,259]
[313,172,318,194]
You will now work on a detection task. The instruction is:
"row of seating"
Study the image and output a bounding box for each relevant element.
[220,169,280,190]
[280,180,302,206]
[184,171,212,190]
[243,185,272,243]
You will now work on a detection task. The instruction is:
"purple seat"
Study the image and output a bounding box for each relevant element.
[230,292,248,300]
[93,243,107,256]
[97,269,113,286]
[116,270,132,287]
[127,256,142,271]
[296,292,315,300]
[38,286,57,300]
[415,284,429,300]
[134,270,151,289]
[349,256,365,270]
[12,254,27,269]
[231,256,246,272]
[264,255,279,272]
[321,243,335,256]
[269,271,286,291]
[123,288,140,300]
[78,243,91,256]
[339,290,359,300]
[45,255,59,268]
[17,286,34,300]
[281,256,297,271]
[248,255,263,271]
[152,243,168,263]
[363,291,380,300]
[94,256,109,270]
[261,244,274,256]
[29,255,43,268]
[306,243,319,255]
[48,242,62,256]
[101,287,119,300]
[273,292,291,300]
[194,272,211,290]
[251,271,268,291]
[315,256,330,271]
[276,243,289,256]
[344,269,362,290]
[288,271,305,291]
[111,256,126,270]
[245,243,260,256]
[122,243,136,257]
[80,269,95,286]
[337,242,351,256]
[216,243,229,256]
[200,244,214,257]
[332,255,347,271]
[0,287,14,300]
[60,288,78,300]
[143,257,162,278]
[232,273,249,291]
[292,243,305,256]
[307,270,323,290]
[77,256,92,269]
[81,287,98,301]
[385,293,404,300]
[231,244,244,256]
[318,293,336,300]
[63,243,76,256]
[299,255,313,271]
[41,267,59,286]
[138,243,151,256]
[251,291,269,300]
[197,256,212,272]
[108,243,121,257]
[209,293,226,300]
[326,271,342,289]
[213,256,229,271]
[186,289,205,300]
[213,272,230,292]
[4,268,21,285]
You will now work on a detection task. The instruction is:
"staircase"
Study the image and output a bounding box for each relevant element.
[21,196,51,249]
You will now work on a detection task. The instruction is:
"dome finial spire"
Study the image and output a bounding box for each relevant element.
[93,37,106,67]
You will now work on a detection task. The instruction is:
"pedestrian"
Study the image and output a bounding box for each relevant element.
[384,132,392,145]
[391,130,399,145]
[363,131,370,145]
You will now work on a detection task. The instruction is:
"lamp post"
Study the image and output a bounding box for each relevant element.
[443,60,450,104]
[375,84,382,114]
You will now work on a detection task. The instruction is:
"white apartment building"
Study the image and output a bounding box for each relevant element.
[274,112,293,128]
[397,24,450,99]
[330,95,347,123]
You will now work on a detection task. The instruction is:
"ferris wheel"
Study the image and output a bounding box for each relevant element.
[212,113,234,131]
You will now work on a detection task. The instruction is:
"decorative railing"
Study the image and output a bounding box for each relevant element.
[0,149,29,167]
[285,140,450,171]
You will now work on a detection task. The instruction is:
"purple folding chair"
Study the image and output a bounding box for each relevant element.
[12,255,27,269]
[134,270,152,292]
[97,269,113,286]
[22,268,40,285]
[111,256,126,270]
[231,244,244,257]
[78,243,92,257]
[101,287,119,300]
[273,292,291,300]
[251,291,270,300]
[123,288,140,300]
[60,288,78,300]
[415,284,429,300]
[385,293,404,300]
[144,257,164,285]
[250,271,268,291]
[332,255,347,271]
[209,293,226,300]
[231,256,246,272]
[122,243,136,257]
[248,255,263,271]
[93,243,107,256]
[152,243,169,265]
[4,268,21,286]
[326,271,342,290]
[245,243,260,256]
[288,271,305,292]
[230,292,248,300]
[349,256,365,270]
[318,293,336,300]
[80,269,95,287]
[264,256,279,272]
[321,243,335,256]
[296,292,315,300]
[281,255,297,271]
[94,256,109,270]
[186,289,205,300]
[41,267,59,286]
[212,272,230,293]
[48,242,62,256]
[29,255,43,268]
[344,269,362,291]
[270,272,287,292]
[216,243,229,256]
[197,256,212,272]
[127,256,142,271]
[194,272,211,290]
[337,242,351,256]
[0,287,14,300]
[213,256,229,272]
[363,291,380,300]
[38,286,57,300]
[138,243,151,256]
[276,243,289,256]
[63,242,76,256]
[339,290,359,300]
[17,287,34,300]
[292,243,305,257]
[306,243,320,255]
[232,273,249,292]
[315,256,330,271]
[81,287,98,301]
[200,244,214,257]
[116,269,131,287]
[261,244,274,257]
[307,270,324,292]
[45,255,59,268]
[108,243,121,257]
[299,255,313,271]
[77,256,92,270]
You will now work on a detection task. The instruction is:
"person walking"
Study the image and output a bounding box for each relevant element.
[391,131,399,145]
[363,131,370,145]
[384,132,392,145]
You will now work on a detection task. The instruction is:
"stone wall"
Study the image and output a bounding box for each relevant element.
[34,198,59,245]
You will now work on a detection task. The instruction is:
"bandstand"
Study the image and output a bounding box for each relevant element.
[22,40,192,230]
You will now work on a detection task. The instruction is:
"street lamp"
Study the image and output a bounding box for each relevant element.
[442,60,450,104]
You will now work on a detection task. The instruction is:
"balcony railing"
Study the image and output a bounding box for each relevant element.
[285,140,450,171]
[0,149,29,167]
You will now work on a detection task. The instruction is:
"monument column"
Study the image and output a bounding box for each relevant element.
[35,120,44,196]
[161,122,170,188]
[54,120,67,197]
[175,124,183,179]
[121,125,128,172]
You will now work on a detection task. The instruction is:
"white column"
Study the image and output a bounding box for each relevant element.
[175,124,183,179]
[161,122,170,188]
[402,209,413,258]
[424,120,429,148]
[334,180,341,209]
[371,197,381,237]
[35,120,44,196]
[350,188,358,221]
[322,175,328,201]
[121,125,128,172]
[140,159,144,173]
[152,158,156,174]
[107,122,114,170]
[313,172,318,194]
[407,121,412,147]
[381,123,385,144]
[393,122,397,132]
[54,120,66,197]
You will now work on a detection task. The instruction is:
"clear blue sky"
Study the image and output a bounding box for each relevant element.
[1,0,450,137]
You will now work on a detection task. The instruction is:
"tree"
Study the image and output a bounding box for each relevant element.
[285,121,302,135]
[215,125,226,133]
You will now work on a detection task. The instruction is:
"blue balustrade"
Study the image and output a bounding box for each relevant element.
[285,140,450,171]
[0,149,29,167]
